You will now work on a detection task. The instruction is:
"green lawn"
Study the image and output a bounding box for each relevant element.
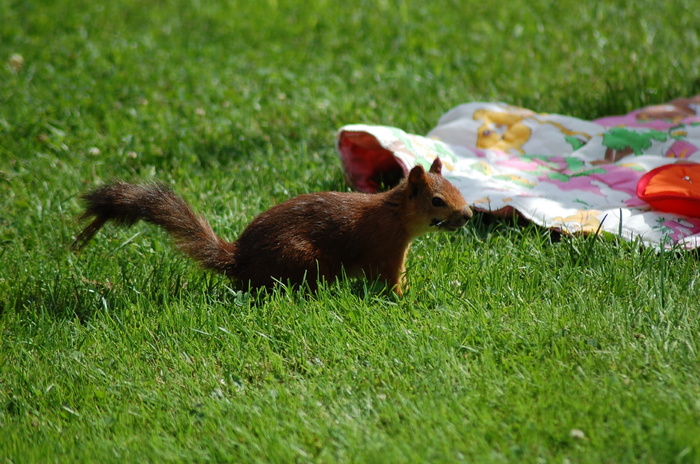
[2,0,700,462]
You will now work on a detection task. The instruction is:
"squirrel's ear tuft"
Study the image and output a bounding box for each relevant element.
[429,158,443,175]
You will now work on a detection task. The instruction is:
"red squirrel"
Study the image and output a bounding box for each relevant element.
[72,158,472,295]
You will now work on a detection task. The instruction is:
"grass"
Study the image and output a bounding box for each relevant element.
[2,0,700,462]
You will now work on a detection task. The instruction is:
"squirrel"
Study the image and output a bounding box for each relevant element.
[72,158,472,295]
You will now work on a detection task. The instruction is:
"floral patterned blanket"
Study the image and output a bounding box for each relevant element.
[337,97,700,248]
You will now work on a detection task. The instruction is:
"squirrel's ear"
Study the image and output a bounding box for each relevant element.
[408,164,426,184]
[429,158,443,175]
[407,165,426,198]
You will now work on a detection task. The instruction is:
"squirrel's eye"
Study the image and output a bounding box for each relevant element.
[431,197,446,207]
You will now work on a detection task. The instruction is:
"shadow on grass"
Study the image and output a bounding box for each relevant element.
[466,210,562,243]
[554,77,700,120]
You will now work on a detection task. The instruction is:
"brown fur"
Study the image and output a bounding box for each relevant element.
[72,158,472,295]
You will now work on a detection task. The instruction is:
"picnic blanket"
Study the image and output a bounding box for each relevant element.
[337,96,700,248]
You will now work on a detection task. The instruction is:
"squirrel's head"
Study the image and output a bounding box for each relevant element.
[404,158,473,238]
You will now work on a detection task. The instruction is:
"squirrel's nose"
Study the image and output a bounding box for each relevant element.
[462,206,473,222]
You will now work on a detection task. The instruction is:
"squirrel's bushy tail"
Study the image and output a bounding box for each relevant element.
[72,182,236,276]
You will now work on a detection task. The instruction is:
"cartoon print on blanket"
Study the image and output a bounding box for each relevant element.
[337,96,700,248]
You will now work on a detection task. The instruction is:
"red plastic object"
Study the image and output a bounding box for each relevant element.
[337,131,407,193]
[637,163,700,217]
